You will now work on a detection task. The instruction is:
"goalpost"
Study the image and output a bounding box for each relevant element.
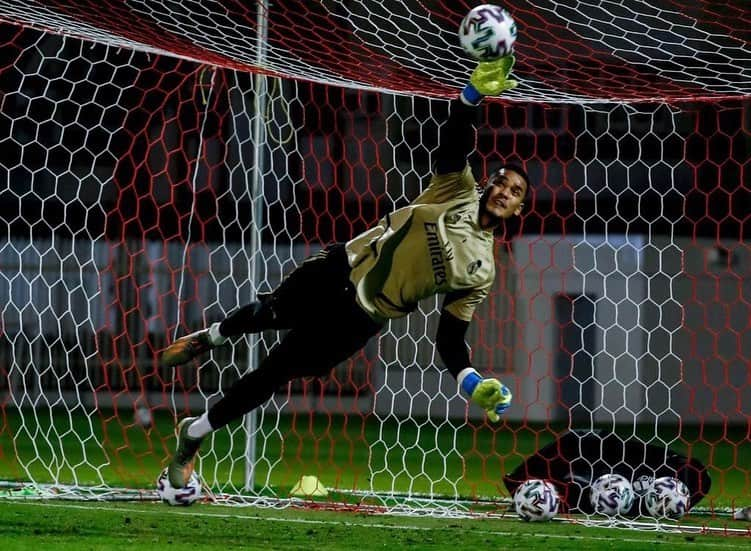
[0,0,750,528]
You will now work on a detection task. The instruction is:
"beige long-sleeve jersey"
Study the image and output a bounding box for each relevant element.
[345,164,495,323]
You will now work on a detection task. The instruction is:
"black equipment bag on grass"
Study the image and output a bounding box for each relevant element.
[503,430,711,515]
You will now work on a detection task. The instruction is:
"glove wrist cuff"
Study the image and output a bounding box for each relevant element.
[457,367,482,396]
[460,84,483,106]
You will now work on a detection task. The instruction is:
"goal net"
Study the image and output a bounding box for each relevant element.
[0,0,749,528]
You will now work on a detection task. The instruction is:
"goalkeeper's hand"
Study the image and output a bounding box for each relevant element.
[461,55,518,105]
[458,368,512,422]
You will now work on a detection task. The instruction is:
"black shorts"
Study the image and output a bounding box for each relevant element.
[264,244,383,378]
[270,244,357,325]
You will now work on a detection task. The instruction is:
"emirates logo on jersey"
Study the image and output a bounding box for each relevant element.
[467,260,482,274]
[424,222,453,285]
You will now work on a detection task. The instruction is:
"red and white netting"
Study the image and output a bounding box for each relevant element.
[0,0,749,529]
[1,0,749,102]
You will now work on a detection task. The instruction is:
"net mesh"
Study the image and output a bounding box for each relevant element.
[0,0,750,530]
[1,0,749,102]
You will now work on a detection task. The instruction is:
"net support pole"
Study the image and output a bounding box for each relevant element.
[243,0,270,492]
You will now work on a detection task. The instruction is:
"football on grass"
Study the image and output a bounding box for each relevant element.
[589,473,635,516]
[644,476,690,519]
[156,468,202,506]
[513,479,559,522]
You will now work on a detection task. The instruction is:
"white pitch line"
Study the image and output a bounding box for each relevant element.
[10,501,748,549]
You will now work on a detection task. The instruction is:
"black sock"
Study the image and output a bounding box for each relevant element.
[207,367,282,429]
[219,301,277,337]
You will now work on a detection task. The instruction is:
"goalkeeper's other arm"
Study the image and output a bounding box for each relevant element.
[457,368,512,422]
[436,310,512,422]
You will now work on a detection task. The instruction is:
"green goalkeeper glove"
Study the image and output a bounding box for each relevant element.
[459,368,513,422]
[461,55,518,105]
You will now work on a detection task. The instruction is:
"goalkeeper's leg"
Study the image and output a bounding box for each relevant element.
[167,416,204,488]
[207,302,381,432]
[160,245,348,367]
[160,298,281,367]
[167,297,381,487]
[166,331,310,488]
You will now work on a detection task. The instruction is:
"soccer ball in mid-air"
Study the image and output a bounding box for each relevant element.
[513,479,560,522]
[589,473,635,516]
[644,476,690,519]
[458,4,517,61]
[156,468,202,506]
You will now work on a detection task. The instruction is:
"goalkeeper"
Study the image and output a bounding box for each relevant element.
[161,57,530,488]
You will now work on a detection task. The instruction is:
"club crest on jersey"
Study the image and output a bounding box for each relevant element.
[467,260,482,275]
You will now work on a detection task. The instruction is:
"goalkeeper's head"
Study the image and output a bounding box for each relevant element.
[478,163,530,229]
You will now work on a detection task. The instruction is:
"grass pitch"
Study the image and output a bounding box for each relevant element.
[1,409,748,507]
[1,408,750,549]
[1,500,750,551]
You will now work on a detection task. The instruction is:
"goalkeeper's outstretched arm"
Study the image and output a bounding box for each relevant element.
[433,99,481,175]
[434,55,518,176]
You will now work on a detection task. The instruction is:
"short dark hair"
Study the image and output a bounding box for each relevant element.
[490,162,532,203]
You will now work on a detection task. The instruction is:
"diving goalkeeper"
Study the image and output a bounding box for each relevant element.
[161,56,530,489]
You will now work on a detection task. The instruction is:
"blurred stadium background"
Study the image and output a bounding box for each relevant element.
[0,0,749,532]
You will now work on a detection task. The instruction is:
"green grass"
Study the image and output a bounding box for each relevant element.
[1,500,750,551]
[0,408,550,497]
[2,409,751,548]
[0,408,749,509]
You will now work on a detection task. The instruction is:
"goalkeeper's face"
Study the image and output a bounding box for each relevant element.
[479,168,526,228]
